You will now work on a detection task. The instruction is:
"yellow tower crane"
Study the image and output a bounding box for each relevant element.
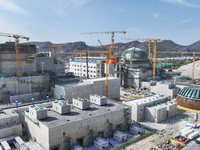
[82,31,126,60]
[157,51,200,78]
[48,45,63,60]
[73,50,109,97]
[122,38,167,80]
[0,32,29,76]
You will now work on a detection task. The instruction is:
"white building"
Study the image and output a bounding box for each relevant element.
[69,57,105,78]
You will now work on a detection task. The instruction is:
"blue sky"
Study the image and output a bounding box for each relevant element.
[0,0,200,46]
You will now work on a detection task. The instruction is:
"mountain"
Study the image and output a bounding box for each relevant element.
[26,40,200,58]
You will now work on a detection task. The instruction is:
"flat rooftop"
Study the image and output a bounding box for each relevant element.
[0,109,18,119]
[36,99,123,128]
[56,77,118,87]
[122,95,165,105]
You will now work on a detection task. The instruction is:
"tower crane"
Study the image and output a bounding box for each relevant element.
[157,51,200,78]
[73,50,109,97]
[82,31,126,63]
[0,32,29,76]
[48,45,63,60]
[122,38,167,80]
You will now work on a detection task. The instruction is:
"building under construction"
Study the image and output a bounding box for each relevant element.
[0,42,65,103]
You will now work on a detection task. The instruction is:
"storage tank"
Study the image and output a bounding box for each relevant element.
[94,138,109,150]
[188,131,199,140]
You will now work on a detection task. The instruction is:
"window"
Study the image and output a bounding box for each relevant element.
[94,71,96,73]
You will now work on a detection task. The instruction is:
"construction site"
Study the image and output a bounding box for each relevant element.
[0,31,200,150]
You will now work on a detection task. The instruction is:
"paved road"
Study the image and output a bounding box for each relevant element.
[182,140,200,150]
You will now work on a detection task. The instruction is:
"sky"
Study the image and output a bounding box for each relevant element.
[0,0,200,46]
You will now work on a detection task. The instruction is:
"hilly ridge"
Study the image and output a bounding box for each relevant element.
[28,40,200,58]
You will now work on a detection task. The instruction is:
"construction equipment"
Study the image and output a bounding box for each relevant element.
[73,50,109,97]
[157,51,200,78]
[48,45,63,60]
[0,32,29,76]
[82,31,126,62]
[122,38,154,59]
[123,38,167,80]
[95,43,119,64]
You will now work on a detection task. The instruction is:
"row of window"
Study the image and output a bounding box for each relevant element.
[74,69,96,73]
[72,64,96,69]
[74,72,96,78]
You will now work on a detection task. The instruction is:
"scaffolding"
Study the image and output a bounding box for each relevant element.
[124,106,131,130]
[107,120,114,138]
[64,134,72,150]
[88,127,95,146]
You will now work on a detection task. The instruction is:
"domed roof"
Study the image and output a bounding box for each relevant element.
[178,87,200,99]
[121,47,148,60]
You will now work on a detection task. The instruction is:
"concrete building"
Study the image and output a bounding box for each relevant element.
[0,42,67,103]
[176,86,200,110]
[69,57,105,78]
[0,109,22,139]
[54,77,120,102]
[145,101,177,123]
[122,95,176,122]
[150,81,180,98]
[52,100,71,115]
[23,99,125,150]
[120,47,163,88]
[0,43,65,75]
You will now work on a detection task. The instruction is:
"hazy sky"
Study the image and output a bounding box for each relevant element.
[0,0,200,46]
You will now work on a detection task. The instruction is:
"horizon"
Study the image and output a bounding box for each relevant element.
[0,0,200,46]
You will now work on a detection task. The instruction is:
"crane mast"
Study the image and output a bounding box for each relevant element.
[82,31,126,60]
[122,38,167,80]
[0,32,29,76]
[48,45,63,60]
[73,50,109,97]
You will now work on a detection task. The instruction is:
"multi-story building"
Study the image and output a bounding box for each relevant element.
[69,57,105,78]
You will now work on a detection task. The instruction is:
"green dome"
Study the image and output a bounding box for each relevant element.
[178,87,200,99]
[121,47,148,60]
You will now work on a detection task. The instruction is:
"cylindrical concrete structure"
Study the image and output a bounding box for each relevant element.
[176,87,200,110]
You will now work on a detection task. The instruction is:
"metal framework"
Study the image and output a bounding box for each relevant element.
[82,31,126,59]
[0,32,29,76]
[122,38,167,80]
[48,45,63,60]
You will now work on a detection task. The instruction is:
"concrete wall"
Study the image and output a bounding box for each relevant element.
[141,81,151,88]
[0,54,37,74]
[10,92,40,103]
[54,78,120,102]
[0,75,49,102]
[25,116,49,150]
[0,124,22,139]
[145,106,167,123]
[49,108,124,150]
[151,82,180,98]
